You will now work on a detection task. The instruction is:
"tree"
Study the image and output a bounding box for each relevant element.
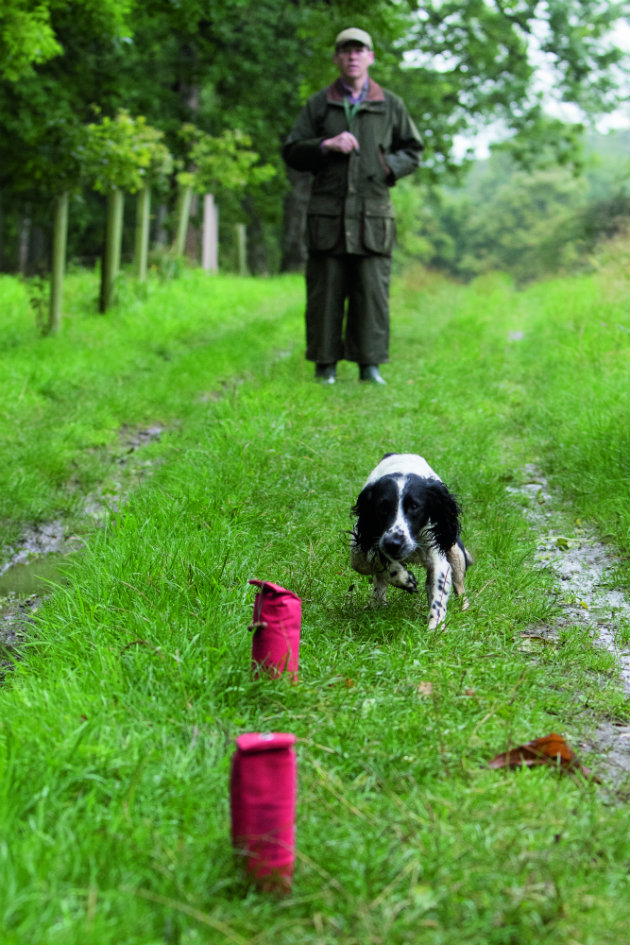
[82,110,172,310]
[0,1,133,81]
[398,129,630,283]
[174,124,276,262]
[0,3,62,81]
[0,0,627,276]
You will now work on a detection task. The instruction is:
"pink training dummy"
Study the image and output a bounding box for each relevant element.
[248,580,302,681]
[230,732,298,892]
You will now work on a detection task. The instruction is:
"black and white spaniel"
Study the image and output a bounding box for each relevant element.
[351,453,473,628]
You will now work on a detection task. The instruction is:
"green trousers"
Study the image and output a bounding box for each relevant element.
[305,253,392,365]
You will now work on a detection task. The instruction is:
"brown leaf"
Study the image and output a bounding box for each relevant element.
[326,676,355,688]
[488,733,597,780]
[519,632,557,645]
[416,682,433,696]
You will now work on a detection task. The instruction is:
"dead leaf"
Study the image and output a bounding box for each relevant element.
[488,733,597,780]
[326,676,355,688]
[464,688,476,696]
[520,632,556,645]
[416,682,433,696]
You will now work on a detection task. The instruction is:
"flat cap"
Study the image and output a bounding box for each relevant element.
[334,28,373,50]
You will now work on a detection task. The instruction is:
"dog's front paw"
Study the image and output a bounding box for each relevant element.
[387,565,418,594]
[400,569,419,594]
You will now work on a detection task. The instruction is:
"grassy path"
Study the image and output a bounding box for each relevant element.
[0,258,628,944]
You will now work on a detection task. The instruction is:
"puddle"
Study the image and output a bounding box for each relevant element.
[0,554,69,598]
[508,464,630,786]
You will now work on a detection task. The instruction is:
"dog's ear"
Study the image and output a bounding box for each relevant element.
[351,484,375,550]
[424,482,461,553]
[351,483,373,520]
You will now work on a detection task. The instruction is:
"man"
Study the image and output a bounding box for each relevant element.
[282,27,423,385]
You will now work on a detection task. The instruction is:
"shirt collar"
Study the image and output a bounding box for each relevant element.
[342,79,369,103]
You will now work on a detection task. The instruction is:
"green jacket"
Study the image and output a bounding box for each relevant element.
[282,78,423,255]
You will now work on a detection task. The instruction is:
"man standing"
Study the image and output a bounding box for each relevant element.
[282,27,423,384]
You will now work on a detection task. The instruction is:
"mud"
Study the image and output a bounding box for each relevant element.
[508,465,630,787]
[0,424,165,656]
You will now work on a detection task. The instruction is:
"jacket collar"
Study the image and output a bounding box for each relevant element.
[326,77,385,103]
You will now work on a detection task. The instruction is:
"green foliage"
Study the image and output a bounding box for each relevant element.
[0,0,628,273]
[82,109,173,195]
[0,3,61,81]
[177,124,276,195]
[0,0,136,81]
[493,113,587,171]
[394,129,630,284]
[458,166,587,281]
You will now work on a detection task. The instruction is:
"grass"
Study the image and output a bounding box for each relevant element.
[0,249,628,944]
[0,268,305,545]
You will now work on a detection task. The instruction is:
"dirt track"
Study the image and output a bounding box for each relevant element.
[508,465,630,787]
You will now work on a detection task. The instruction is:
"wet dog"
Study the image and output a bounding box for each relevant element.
[351,453,473,628]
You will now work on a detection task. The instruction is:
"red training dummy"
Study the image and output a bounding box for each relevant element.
[230,732,297,892]
[248,580,301,681]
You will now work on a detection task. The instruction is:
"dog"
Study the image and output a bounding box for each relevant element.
[350,453,473,628]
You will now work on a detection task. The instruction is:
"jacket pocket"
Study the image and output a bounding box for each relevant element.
[362,202,396,254]
[307,212,342,251]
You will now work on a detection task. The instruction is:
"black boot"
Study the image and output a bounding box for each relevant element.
[359,364,386,384]
[315,362,336,384]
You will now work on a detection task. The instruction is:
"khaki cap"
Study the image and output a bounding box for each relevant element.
[334,28,373,50]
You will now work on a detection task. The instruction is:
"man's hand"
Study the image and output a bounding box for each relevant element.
[321,131,360,154]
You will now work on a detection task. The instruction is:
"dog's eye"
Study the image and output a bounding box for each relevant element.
[406,499,420,511]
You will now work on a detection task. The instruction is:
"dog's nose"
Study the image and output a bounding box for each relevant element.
[382,533,406,556]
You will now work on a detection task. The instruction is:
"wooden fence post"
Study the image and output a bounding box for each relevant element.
[48,191,69,334]
[235,223,247,276]
[134,185,151,281]
[100,188,124,312]
[174,185,193,257]
[202,194,218,272]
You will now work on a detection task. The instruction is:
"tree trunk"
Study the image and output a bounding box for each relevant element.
[184,192,200,261]
[134,185,151,281]
[100,189,124,313]
[202,194,218,272]
[173,184,193,257]
[154,203,169,247]
[48,191,69,334]
[18,206,32,275]
[243,196,269,275]
[280,168,311,272]
[235,223,247,276]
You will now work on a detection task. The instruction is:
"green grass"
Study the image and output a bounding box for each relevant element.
[0,268,305,544]
[0,253,628,944]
